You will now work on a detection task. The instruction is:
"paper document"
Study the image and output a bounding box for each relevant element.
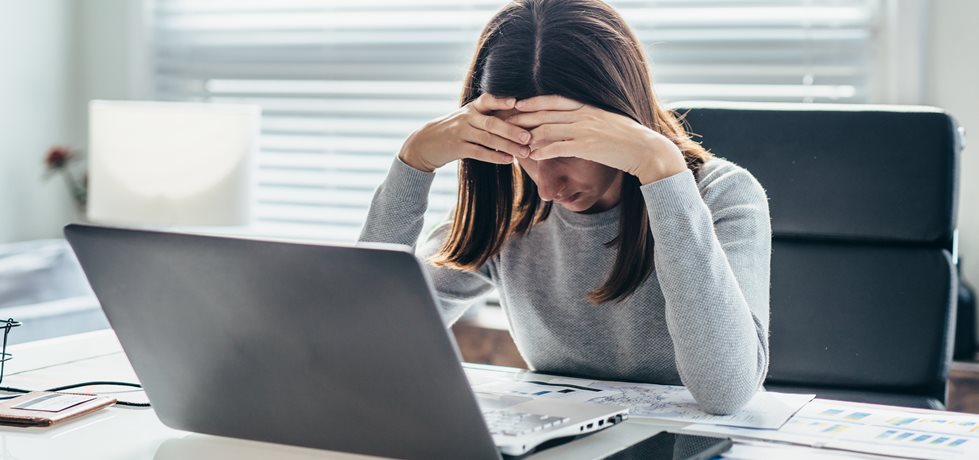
[583,379,813,429]
[722,439,896,459]
[475,380,622,403]
[463,366,812,429]
[464,366,519,388]
[685,399,979,460]
[11,393,96,412]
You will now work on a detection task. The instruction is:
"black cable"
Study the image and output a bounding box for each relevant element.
[0,382,150,407]
[0,319,151,408]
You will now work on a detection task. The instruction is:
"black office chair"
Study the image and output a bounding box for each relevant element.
[672,101,964,410]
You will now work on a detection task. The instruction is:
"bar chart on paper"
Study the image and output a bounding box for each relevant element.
[685,400,979,460]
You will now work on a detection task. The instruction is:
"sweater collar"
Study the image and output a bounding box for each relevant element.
[552,200,621,229]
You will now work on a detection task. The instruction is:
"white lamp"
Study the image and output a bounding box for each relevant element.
[87,100,261,228]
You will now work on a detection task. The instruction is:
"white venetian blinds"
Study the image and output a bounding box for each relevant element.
[149,0,884,241]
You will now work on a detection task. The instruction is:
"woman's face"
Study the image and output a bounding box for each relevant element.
[494,108,624,214]
[518,156,624,214]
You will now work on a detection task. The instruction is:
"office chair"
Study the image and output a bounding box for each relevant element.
[671,101,964,410]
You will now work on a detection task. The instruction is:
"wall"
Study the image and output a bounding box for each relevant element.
[0,0,141,244]
[70,0,145,138]
[0,0,78,242]
[926,0,979,338]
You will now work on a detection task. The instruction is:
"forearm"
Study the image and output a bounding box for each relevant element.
[358,155,436,247]
[360,155,496,324]
[415,221,496,326]
[642,169,771,415]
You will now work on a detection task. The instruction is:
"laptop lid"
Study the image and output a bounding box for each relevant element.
[64,223,501,460]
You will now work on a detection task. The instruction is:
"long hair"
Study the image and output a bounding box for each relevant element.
[432,0,712,303]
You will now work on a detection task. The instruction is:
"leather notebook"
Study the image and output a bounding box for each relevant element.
[0,391,117,427]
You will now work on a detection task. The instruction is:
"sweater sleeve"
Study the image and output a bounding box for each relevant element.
[358,155,496,325]
[640,165,772,415]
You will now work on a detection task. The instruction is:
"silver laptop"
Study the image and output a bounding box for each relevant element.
[64,223,628,459]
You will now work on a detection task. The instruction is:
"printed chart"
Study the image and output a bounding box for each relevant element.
[686,400,979,459]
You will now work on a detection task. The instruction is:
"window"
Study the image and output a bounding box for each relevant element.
[148,0,886,242]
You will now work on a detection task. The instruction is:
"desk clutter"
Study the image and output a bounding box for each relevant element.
[465,364,979,460]
[0,317,148,412]
[465,365,813,430]
[7,330,979,459]
[0,391,116,427]
[692,399,979,460]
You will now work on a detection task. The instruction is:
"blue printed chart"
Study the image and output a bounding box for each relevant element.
[684,399,979,459]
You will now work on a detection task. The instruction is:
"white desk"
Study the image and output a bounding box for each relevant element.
[0,330,683,459]
[0,330,936,459]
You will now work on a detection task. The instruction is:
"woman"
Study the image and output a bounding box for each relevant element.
[359,0,771,415]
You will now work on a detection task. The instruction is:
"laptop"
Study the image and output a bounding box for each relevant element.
[64,223,628,459]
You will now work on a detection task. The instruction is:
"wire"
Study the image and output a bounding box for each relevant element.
[0,318,150,407]
[0,382,151,408]
[0,318,151,408]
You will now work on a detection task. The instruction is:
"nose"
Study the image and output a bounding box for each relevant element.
[535,161,569,202]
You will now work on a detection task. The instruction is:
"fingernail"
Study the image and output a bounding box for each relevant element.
[515,100,524,109]
[520,132,531,143]
[520,146,530,156]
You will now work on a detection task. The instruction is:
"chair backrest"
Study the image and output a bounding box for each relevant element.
[671,101,962,403]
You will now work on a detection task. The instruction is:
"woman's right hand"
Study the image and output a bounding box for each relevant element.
[398,93,533,172]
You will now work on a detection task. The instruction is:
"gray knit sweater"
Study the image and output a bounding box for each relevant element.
[359,155,772,415]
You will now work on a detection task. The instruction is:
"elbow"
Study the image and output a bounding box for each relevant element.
[688,361,768,416]
[694,386,757,415]
[682,321,771,415]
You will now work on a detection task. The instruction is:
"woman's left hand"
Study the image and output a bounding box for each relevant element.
[503,95,687,185]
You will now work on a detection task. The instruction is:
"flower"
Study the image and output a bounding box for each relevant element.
[45,146,74,170]
[42,145,87,211]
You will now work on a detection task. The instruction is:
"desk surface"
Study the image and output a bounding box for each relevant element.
[0,330,688,460]
[0,330,913,460]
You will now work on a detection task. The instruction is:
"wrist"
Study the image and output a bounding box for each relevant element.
[398,145,437,173]
[636,133,686,185]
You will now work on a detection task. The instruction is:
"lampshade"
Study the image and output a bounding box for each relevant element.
[87,100,261,227]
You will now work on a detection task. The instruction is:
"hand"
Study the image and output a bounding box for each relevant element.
[398,93,532,172]
[504,95,687,185]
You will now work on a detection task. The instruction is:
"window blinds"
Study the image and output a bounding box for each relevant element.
[149,0,884,242]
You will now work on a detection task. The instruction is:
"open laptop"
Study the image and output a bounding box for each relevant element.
[64,223,628,459]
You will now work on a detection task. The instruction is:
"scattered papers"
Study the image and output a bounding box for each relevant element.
[685,399,979,460]
[475,380,622,403]
[464,366,517,388]
[584,380,814,429]
[722,439,895,459]
[463,365,812,429]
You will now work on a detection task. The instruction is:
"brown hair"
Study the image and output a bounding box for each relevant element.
[432,0,712,303]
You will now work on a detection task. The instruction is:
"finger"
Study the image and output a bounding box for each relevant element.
[470,93,517,114]
[505,110,578,129]
[528,124,577,150]
[515,94,584,112]
[462,126,531,158]
[469,112,532,145]
[462,142,515,165]
[528,140,581,161]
